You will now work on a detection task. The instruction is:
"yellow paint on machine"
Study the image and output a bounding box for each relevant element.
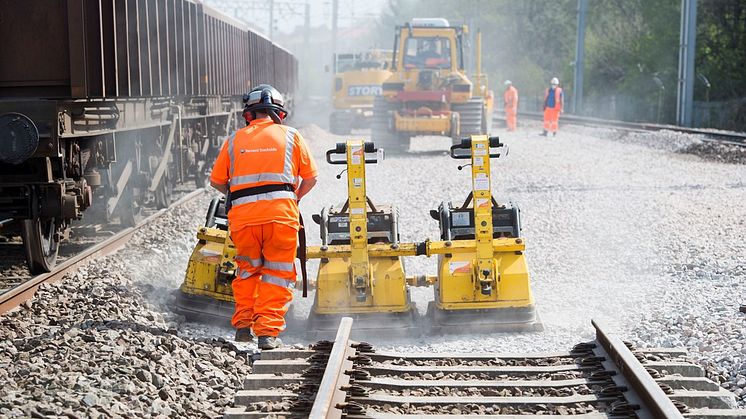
[393,112,452,133]
[180,227,236,303]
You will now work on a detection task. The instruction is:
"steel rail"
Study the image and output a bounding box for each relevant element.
[309,316,354,419]
[495,111,746,145]
[592,319,684,419]
[0,189,206,315]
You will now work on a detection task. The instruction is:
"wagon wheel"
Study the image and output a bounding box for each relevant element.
[20,218,59,274]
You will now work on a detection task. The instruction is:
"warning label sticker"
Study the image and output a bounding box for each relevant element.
[449,261,472,274]
[353,178,363,188]
[476,198,490,208]
[351,145,363,165]
[474,173,490,191]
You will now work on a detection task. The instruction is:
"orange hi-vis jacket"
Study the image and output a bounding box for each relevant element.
[210,119,318,231]
[503,86,518,111]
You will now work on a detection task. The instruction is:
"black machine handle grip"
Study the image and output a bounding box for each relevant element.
[326,141,381,165]
[449,136,504,160]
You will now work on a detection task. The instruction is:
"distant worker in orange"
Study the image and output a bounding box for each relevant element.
[542,77,564,136]
[503,80,518,131]
[210,84,318,350]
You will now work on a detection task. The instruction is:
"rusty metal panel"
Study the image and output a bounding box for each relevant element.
[204,15,211,95]
[189,2,198,95]
[174,0,184,95]
[156,0,169,96]
[135,0,152,96]
[100,0,117,97]
[114,0,130,96]
[196,3,206,95]
[68,0,88,97]
[167,0,178,95]
[0,0,72,97]
[145,0,160,96]
[125,0,142,96]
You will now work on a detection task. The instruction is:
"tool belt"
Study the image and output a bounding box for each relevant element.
[226,183,308,297]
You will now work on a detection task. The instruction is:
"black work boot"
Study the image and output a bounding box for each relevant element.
[234,328,254,343]
[540,130,548,137]
[258,336,283,350]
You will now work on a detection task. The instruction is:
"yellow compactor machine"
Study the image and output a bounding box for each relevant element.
[174,136,540,335]
[372,18,494,152]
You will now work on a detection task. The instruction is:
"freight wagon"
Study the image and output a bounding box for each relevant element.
[0,0,298,273]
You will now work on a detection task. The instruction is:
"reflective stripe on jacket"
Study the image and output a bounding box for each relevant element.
[210,118,318,230]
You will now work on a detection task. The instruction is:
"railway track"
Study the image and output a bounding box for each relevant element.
[226,317,742,418]
[0,188,206,316]
[494,111,746,146]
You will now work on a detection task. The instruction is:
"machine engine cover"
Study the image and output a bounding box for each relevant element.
[0,113,39,164]
[434,200,521,240]
[322,203,398,245]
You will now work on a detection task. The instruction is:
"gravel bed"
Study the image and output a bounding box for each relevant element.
[376,356,577,367]
[364,402,599,415]
[369,384,593,397]
[376,371,585,381]
[0,192,254,418]
[288,123,746,408]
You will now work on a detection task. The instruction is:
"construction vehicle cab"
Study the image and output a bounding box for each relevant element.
[329,50,392,135]
[372,18,494,152]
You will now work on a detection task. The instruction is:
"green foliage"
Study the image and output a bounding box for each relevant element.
[373,0,746,126]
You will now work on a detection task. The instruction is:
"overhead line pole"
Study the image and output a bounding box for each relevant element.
[676,0,697,127]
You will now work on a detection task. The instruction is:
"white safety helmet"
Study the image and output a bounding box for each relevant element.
[550,77,559,86]
[504,80,512,86]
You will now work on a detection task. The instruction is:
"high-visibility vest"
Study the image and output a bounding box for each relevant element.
[504,86,518,109]
[211,118,317,229]
[544,87,563,111]
[226,122,299,204]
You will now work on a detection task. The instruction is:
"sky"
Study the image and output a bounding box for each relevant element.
[203,0,389,40]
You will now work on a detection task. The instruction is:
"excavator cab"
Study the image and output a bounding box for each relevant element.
[372,18,494,152]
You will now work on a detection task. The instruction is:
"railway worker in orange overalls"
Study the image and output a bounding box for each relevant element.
[503,80,518,131]
[209,84,318,350]
[542,77,564,137]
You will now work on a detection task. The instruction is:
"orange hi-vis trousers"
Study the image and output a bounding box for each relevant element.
[543,107,560,133]
[505,107,517,131]
[230,222,297,337]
